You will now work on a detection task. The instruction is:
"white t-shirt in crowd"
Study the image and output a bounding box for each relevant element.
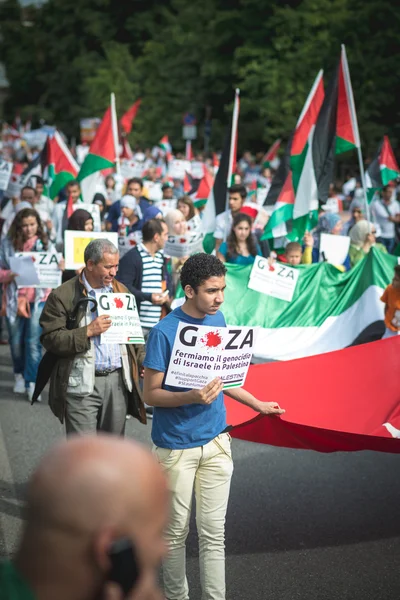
[371,199,400,239]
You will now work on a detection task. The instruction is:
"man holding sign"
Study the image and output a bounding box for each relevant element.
[40,239,146,435]
[143,253,284,600]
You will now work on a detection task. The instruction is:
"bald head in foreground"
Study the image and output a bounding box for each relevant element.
[12,436,168,600]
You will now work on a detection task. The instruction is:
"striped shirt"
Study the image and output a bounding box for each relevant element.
[82,272,122,372]
[137,243,164,328]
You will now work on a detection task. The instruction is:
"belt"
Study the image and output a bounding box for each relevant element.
[95,367,122,377]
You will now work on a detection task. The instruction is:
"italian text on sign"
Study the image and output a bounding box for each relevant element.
[165,323,256,390]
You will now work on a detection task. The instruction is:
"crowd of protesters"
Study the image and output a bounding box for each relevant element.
[1,141,400,403]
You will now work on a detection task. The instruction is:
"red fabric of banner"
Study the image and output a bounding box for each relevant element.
[225,337,400,453]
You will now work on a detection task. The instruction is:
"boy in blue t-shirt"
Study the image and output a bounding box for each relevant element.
[143,253,284,600]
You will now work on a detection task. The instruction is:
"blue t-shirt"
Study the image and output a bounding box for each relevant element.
[143,306,227,449]
[219,241,261,265]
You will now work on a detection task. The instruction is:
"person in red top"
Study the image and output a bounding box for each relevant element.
[0,208,57,400]
[381,264,400,339]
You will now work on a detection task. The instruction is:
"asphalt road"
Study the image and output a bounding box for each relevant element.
[1,344,400,599]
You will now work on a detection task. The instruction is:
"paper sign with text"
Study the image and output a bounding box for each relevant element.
[11,252,62,288]
[97,293,145,345]
[0,160,13,191]
[164,233,204,258]
[64,231,118,269]
[118,231,143,257]
[168,159,191,180]
[155,199,177,216]
[248,257,299,302]
[120,160,145,180]
[165,323,256,390]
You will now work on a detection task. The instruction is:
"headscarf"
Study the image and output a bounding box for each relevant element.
[164,209,188,235]
[349,198,365,213]
[143,205,162,221]
[120,195,142,219]
[313,213,342,247]
[349,220,371,248]
[67,209,93,231]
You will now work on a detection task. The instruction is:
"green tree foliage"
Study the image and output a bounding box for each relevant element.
[1,0,400,155]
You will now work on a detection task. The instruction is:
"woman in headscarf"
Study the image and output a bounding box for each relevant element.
[349,220,387,267]
[312,213,351,270]
[343,199,365,235]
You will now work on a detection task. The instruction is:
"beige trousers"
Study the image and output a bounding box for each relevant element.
[154,433,234,600]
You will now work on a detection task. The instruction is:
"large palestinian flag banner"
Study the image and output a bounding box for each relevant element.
[177,247,395,362]
[226,335,400,453]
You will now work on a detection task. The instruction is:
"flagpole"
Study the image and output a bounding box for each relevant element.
[224,88,240,240]
[341,45,371,225]
[110,92,121,178]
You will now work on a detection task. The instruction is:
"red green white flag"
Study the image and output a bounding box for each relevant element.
[262,71,324,240]
[120,99,141,135]
[47,131,79,199]
[159,136,172,162]
[335,45,360,154]
[78,106,117,202]
[366,136,400,202]
[262,139,281,168]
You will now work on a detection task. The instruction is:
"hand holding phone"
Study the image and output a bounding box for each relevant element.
[106,538,139,599]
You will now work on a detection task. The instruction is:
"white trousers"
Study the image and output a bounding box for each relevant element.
[153,433,234,600]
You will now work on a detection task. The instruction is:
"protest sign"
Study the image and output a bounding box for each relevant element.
[164,232,204,258]
[165,323,256,390]
[319,233,350,266]
[9,256,40,287]
[145,181,163,202]
[155,198,177,216]
[97,293,144,344]
[0,160,13,191]
[248,256,299,302]
[168,159,191,180]
[190,161,204,179]
[72,203,101,231]
[10,251,62,288]
[118,231,143,257]
[64,231,118,269]
[6,171,22,198]
[120,160,145,180]
[80,118,100,144]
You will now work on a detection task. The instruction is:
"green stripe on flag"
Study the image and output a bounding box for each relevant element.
[77,153,115,182]
[335,136,356,155]
[262,203,293,239]
[50,171,76,199]
[290,144,308,193]
[381,167,399,186]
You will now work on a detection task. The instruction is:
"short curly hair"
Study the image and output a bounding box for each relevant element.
[180,253,226,293]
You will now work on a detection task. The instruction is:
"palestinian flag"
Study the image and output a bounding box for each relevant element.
[46,131,79,199]
[120,99,141,134]
[366,136,400,202]
[261,137,295,240]
[159,135,172,162]
[177,246,395,362]
[227,336,400,453]
[335,45,360,155]
[190,166,214,209]
[262,70,324,240]
[262,139,281,168]
[183,171,196,194]
[201,90,238,236]
[78,106,117,202]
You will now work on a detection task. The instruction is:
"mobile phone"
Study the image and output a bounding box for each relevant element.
[107,537,140,597]
[161,289,169,297]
